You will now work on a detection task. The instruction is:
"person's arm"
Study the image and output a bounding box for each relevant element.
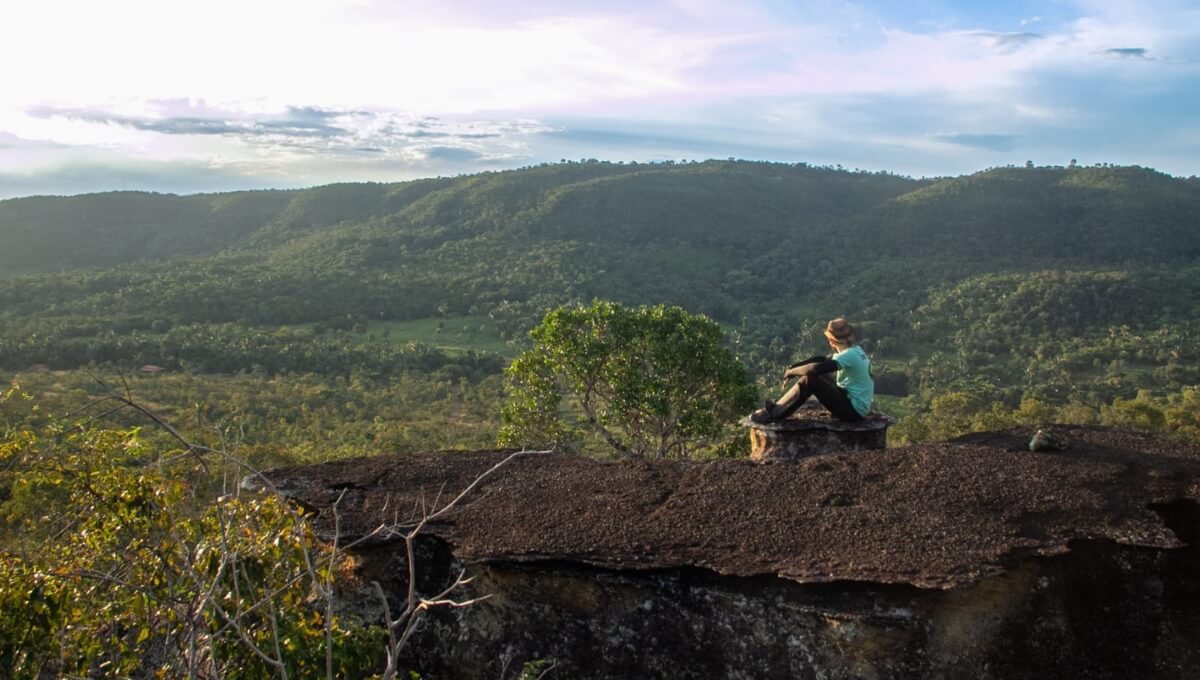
[784,357,839,379]
[787,355,828,369]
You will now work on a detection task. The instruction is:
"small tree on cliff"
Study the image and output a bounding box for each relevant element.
[498,301,756,458]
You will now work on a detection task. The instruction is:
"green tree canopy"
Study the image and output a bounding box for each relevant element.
[498,301,756,458]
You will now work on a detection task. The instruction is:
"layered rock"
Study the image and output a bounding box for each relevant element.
[743,406,895,461]
[250,426,1200,679]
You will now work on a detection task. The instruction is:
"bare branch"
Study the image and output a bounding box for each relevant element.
[76,387,540,678]
[418,594,492,610]
[369,450,542,679]
[60,394,120,420]
[424,450,539,523]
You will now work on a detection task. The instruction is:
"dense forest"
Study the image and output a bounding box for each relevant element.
[2,159,1200,457]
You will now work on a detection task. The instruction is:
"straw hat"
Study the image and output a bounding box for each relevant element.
[823,317,857,345]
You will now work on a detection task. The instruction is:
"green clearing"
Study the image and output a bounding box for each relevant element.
[352,316,514,356]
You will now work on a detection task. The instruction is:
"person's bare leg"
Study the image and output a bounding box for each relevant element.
[773,383,801,406]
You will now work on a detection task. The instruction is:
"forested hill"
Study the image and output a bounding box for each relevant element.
[0,162,920,274]
[2,159,1200,451]
[854,165,1200,262]
[3,162,1198,318]
[4,162,1198,278]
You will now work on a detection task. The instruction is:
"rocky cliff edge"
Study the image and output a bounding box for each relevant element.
[249,425,1200,590]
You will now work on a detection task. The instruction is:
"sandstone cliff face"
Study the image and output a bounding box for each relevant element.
[253,426,1200,679]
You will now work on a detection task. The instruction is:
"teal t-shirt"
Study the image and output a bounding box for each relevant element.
[832,346,874,416]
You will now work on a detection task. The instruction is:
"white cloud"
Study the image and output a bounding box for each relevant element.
[5,1,1191,116]
[2,1,723,114]
[2,0,1198,194]
[1012,103,1077,121]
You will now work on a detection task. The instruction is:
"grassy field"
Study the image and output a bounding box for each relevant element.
[352,316,515,356]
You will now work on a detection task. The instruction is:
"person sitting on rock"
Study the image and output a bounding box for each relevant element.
[752,318,874,423]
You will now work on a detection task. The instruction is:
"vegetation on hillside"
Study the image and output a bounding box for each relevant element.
[0,390,382,677]
[2,160,1199,458]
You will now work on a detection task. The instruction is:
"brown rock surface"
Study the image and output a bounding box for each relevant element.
[254,425,1200,589]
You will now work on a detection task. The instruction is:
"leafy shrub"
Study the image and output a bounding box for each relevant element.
[499,301,756,458]
[0,402,381,678]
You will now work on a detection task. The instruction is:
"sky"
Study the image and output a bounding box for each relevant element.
[1,0,1198,198]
